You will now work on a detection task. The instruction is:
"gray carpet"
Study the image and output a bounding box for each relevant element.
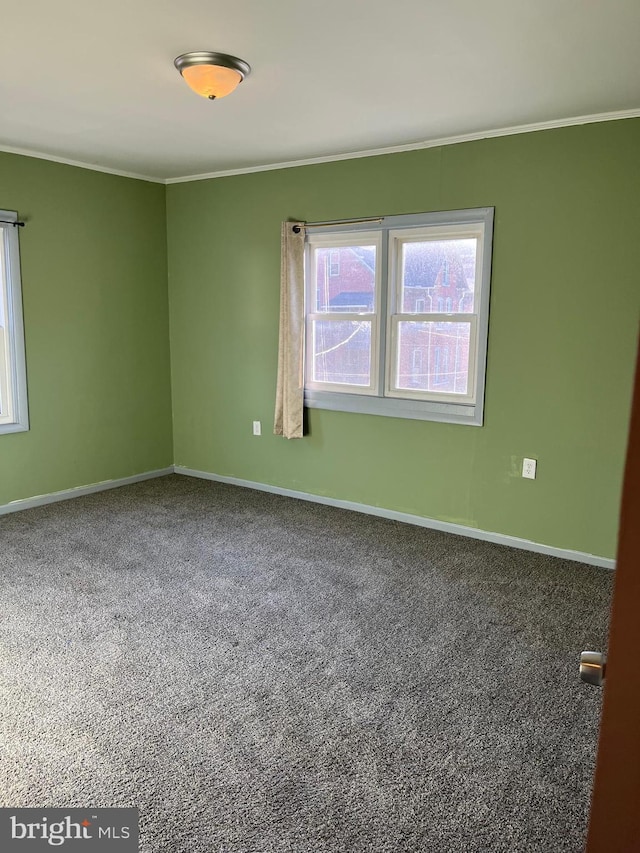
[0,474,613,852]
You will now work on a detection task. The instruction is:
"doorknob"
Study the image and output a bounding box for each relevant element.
[580,650,606,686]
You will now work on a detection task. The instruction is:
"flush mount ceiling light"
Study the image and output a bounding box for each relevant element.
[174,51,251,100]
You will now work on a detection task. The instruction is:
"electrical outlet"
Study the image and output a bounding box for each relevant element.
[522,457,537,479]
[252,420,261,436]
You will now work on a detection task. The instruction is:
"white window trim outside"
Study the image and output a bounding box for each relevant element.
[303,207,494,426]
[0,210,29,434]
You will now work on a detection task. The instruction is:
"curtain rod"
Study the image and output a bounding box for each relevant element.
[292,216,383,233]
[0,219,25,227]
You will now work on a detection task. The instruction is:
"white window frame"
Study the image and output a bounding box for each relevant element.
[303,208,494,426]
[0,210,29,434]
[305,231,382,396]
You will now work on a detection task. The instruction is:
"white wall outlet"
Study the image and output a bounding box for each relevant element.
[252,420,261,436]
[522,457,537,479]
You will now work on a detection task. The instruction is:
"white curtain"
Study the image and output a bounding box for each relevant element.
[274,222,306,439]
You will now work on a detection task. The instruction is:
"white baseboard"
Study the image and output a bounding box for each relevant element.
[1,464,615,570]
[0,468,174,516]
[175,466,616,570]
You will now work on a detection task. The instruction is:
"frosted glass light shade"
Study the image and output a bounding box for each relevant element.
[174,52,251,100]
[181,64,242,99]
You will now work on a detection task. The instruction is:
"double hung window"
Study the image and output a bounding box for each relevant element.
[0,210,28,434]
[304,208,493,425]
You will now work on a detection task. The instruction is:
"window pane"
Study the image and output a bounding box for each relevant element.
[0,214,29,433]
[396,321,471,394]
[312,245,376,313]
[0,232,9,418]
[0,232,6,328]
[311,320,372,386]
[401,239,476,313]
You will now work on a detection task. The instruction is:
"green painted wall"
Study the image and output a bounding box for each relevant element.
[0,153,173,505]
[167,119,640,560]
[2,122,636,559]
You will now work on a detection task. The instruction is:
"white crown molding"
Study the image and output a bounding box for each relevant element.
[174,466,616,570]
[0,144,164,183]
[1,108,639,186]
[164,108,640,184]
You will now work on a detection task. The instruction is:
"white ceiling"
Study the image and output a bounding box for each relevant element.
[1,0,639,182]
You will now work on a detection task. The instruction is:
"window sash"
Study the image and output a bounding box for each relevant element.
[0,227,15,424]
[0,213,29,433]
[386,314,478,404]
[305,231,382,395]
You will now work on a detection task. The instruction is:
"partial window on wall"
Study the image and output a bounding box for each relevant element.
[0,210,29,434]
[304,207,493,426]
